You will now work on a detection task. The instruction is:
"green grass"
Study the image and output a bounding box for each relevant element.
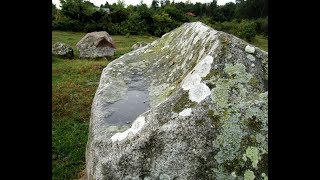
[52,31,157,179]
[252,35,268,52]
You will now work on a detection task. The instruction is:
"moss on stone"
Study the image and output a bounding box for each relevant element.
[241,135,258,148]
[256,153,268,177]
[194,155,215,180]
[248,75,260,88]
[202,69,221,81]
[172,91,196,113]
[247,116,262,132]
[208,110,221,128]
[159,87,175,102]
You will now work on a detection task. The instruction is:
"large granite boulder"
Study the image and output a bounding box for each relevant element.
[131,41,149,51]
[86,22,268,180]
[77,31,116,58]
[52,42,74,58]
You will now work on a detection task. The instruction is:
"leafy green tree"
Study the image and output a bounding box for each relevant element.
[60,0,96,22]
[220,2,236,21]
[163,5,187,22]
[52,3,57,20]
[164,0,170,7]
[151,0,159,10]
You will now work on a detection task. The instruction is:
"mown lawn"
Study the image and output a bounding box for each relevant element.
[52,31,157,179]
[52,30,267,179]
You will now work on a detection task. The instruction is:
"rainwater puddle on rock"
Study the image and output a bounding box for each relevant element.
[104,76,150,125]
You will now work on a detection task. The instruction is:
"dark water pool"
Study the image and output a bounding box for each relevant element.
[106,90,150,125]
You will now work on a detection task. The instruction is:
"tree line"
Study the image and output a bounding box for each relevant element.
[52,0,267,42]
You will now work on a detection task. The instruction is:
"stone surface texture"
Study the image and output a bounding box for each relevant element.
[86,22,268,180]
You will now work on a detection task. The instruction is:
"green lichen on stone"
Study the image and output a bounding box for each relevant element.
[261,173,268,180]
[224,63,252,83]
[243,92,268,132]
[211,63,253,110]
[159,173,170,180]
[244,146,260,168]
[211,79,230,109]
[244,170,255,180]
[213,118,247,163]
[255,133,265,144]
[213,166,237,180]
[209,62,267,177]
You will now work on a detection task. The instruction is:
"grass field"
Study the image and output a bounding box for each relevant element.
[52,31,267,179]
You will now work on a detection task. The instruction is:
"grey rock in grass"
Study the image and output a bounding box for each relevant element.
[86,22,268,180]
[77,31,116,58]
[52,42,74,58]
[131,41,149,51]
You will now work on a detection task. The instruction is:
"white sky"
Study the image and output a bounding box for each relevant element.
[52,0,235,8]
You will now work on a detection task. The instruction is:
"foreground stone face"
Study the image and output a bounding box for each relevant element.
[52,42,74,58]
[86,22,268,180]
[77,31,116,58]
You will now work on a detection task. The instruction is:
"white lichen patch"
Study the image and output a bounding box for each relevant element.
[182,55,214,91]
[111,116,146,142]
[179,108,192,117]
[195,55,214,77]
[189,83,211,103]
[181,74,201,90]
[181,55,214,103]
[245,45,255,54]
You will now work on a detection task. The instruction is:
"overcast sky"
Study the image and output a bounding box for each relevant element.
[52,0,235,8]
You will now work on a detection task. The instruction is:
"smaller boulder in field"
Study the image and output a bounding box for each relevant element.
[52,42,74,58]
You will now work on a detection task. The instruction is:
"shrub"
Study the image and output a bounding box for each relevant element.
[255,17,268,36]
[238,20,256,42]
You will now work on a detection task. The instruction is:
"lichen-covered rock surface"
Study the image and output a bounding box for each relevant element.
[77,31,116,58]
[86,22,268,180]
